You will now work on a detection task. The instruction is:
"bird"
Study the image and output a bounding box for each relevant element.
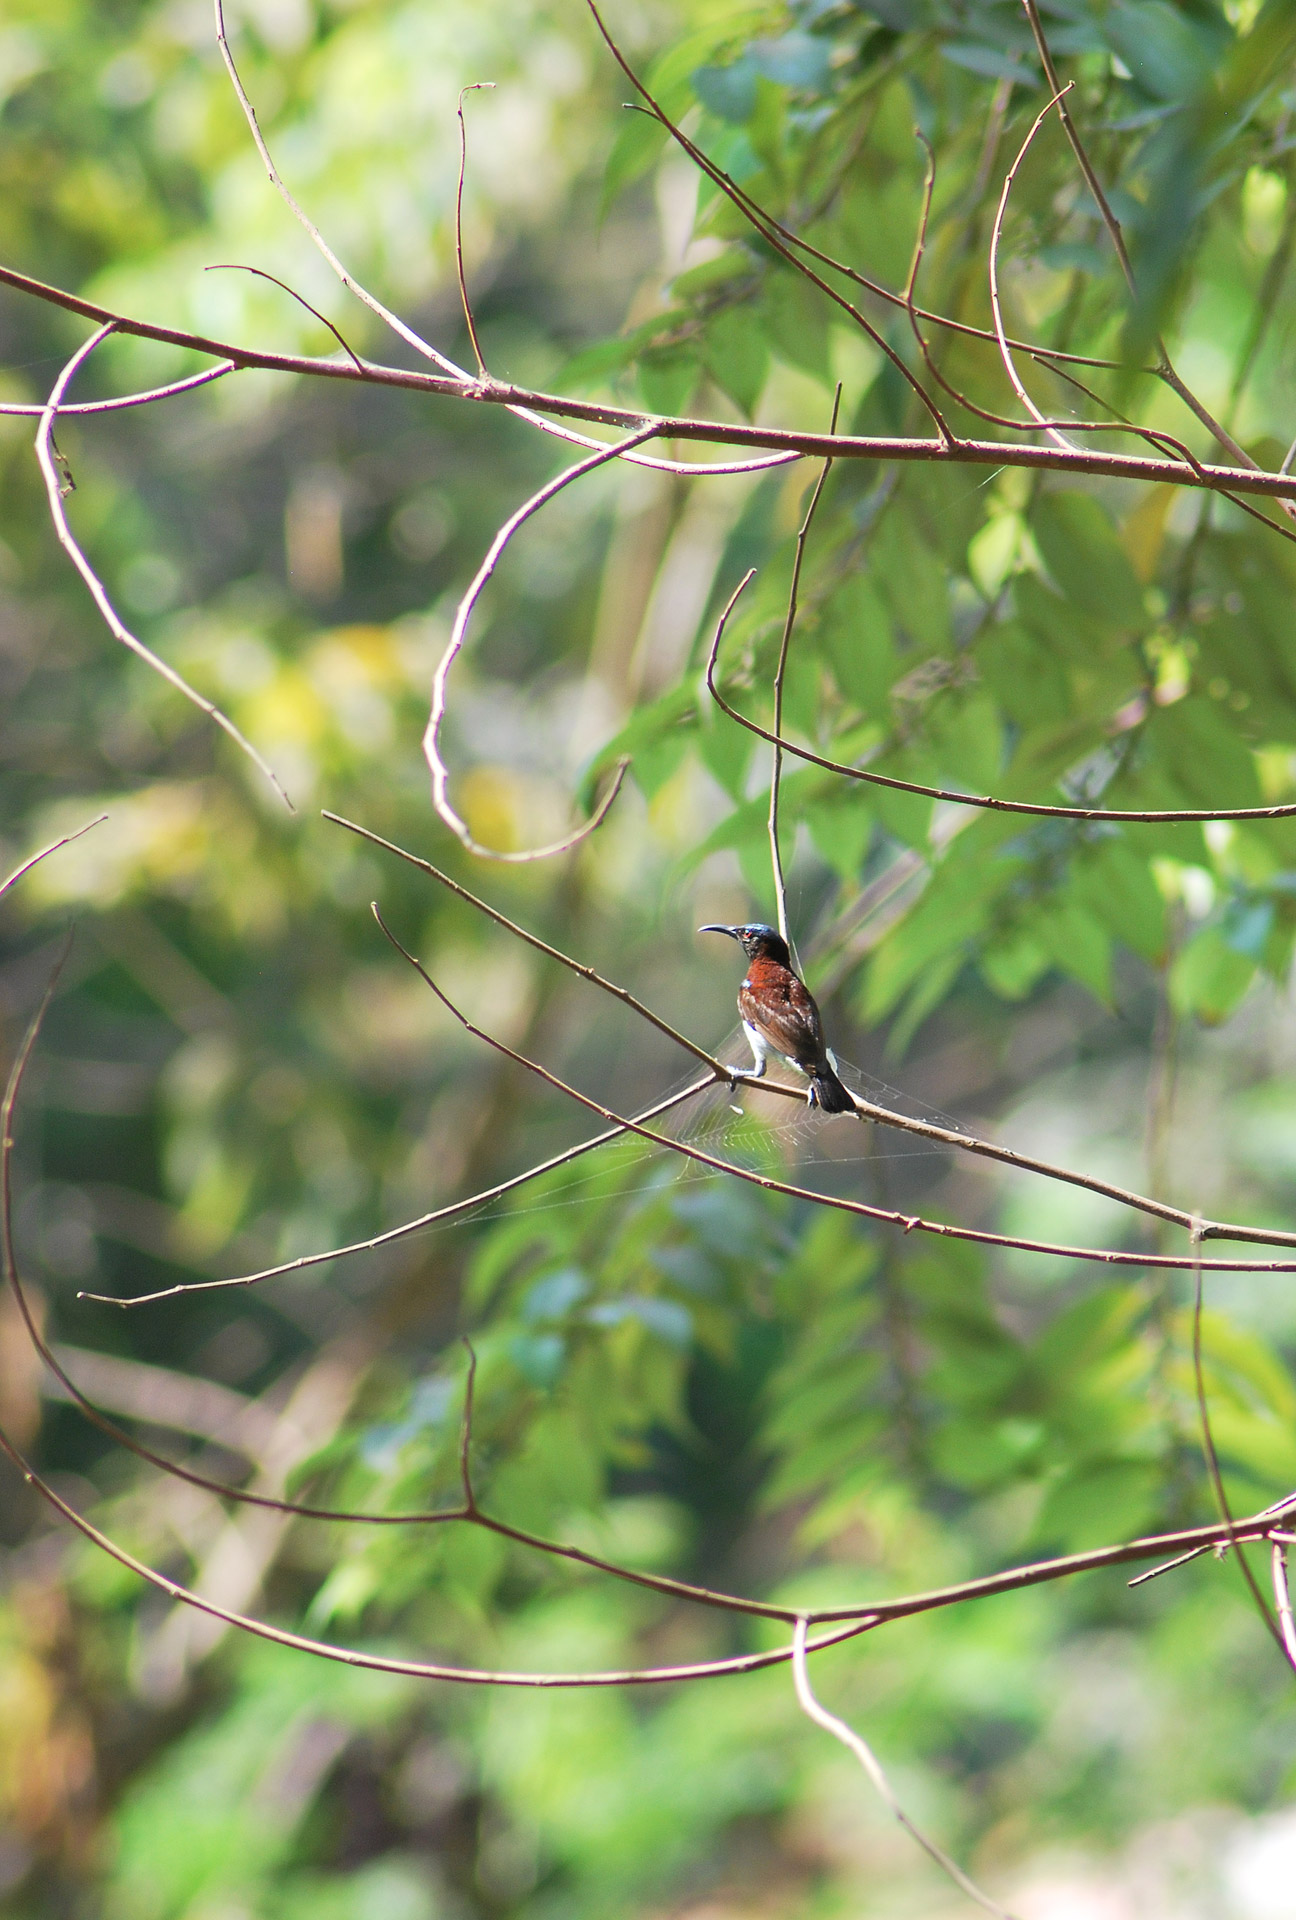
[699,923,856,1115]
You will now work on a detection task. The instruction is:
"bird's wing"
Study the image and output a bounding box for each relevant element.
[740,976,826,1067]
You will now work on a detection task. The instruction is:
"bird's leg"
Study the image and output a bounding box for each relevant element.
[741,1020,770,1080]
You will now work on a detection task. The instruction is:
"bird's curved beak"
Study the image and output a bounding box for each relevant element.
[698,924,740,940]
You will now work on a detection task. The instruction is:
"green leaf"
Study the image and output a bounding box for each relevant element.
[702,305,769,417]
[638,345,702,416]
[1033,1460,1162,1551]
[693,57,759,123]
[822,574,897,716]
[1031,491,1146,631]
[1171,926,1257,1023]
[764,269,832,381]
[1102,1,1220,101]
[601,111,670,219]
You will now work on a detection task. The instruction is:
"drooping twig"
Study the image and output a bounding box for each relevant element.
[34,325,294,810]
[792,1619,1020,1920]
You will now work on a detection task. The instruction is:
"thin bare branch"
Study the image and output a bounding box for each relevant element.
[989,87,1080,452]
[1190,1225,1284,1651]
[770,389,841,947]
[456,86,493,376]
[0,1418,876,1684]
[0,365,234,417]
[374,911,1296,1275]
[79,1072,713,1309]
[1273,1544,1296,1673]
[212,0,470,383]
[0,816,106,905]
[792,1618,1019,1919]
[9,260,1296,501]
[423,423,657,859]
[35,325,294,810]
[204,263,365,372]
[324,812,721,1070]
[705,611,1296,823]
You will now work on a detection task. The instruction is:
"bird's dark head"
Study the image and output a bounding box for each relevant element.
[699,922,791,965]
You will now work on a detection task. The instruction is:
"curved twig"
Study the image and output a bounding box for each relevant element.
[423,422,657,859]
[204,263,364,372]
[989,87,1079,452]
[770,390,841,947]
[704,582,1296,823]
[0,365,234,418]
[35,325,294,810]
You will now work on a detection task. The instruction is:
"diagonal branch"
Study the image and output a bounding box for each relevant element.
[0,816,106,905]
[584,0,956,444]
[80,1069,712,1310]
[348,812,1296,1251]
[325,811,721,1071]
[372,910,1296,1274]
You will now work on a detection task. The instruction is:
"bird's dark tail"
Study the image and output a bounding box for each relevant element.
[808,1065,856,1115]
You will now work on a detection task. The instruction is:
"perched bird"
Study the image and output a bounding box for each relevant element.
[699,923,856,1115]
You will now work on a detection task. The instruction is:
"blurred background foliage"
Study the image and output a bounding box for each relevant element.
[2,0,1296,1915]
